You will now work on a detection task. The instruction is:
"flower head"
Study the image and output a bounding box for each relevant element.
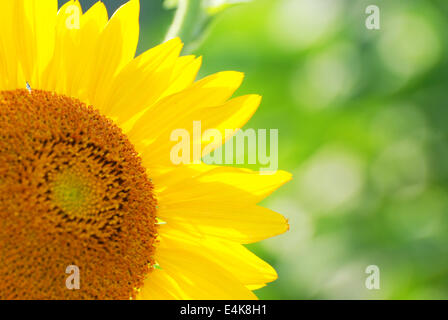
[0,0,291,299]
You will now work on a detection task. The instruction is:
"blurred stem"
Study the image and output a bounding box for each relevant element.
[164,0,209,54]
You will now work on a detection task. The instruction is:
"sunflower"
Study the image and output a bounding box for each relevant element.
[0,0,291,300]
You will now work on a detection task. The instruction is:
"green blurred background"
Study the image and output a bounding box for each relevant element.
[64,0,448,299]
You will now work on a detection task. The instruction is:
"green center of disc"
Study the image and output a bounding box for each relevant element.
[51,170,94,217]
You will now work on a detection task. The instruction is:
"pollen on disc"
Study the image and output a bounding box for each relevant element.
[0,90,158,300]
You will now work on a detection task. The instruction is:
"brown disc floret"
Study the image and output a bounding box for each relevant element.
[0,89,157,300]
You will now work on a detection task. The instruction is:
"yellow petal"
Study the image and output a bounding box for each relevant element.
[161,55,203,98]
[30,0,58,87]
[246,284,266,290]
[100,38,183,125]
[6,0,58,88]
[130,92,259,169]
[0,1,21,89]
[86,0,140,110]
[68,1,108,100]
[143,94,261,165]
[159,225,278,286]
[137,269,186,300]
[80,0,108,31]
[199,95,261,153]
[41,0,81,93]
[160,203,288,244]
[150,162,216,190]
[159,165,292,203]
[41,0,109,98]
[128,70,245,143]
[156,247,258,300]
[13,1,35,86]
[156,166,291,243]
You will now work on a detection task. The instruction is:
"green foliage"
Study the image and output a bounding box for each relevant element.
[191,0,448,299]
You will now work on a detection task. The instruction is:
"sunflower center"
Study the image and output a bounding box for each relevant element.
[0,90,157,300]
[51,170,94,216]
